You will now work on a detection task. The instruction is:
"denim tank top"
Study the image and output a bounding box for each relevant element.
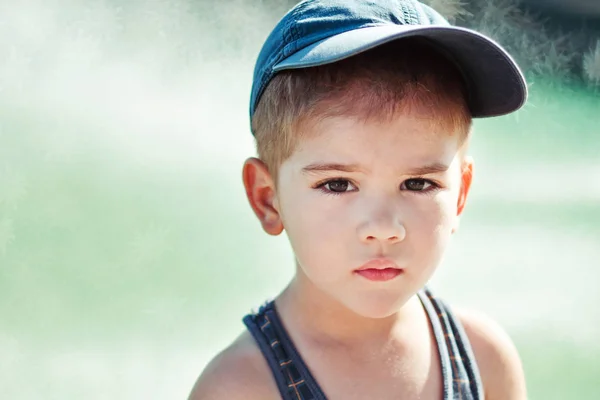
[243,287,484,400]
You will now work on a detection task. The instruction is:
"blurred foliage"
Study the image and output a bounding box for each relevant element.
[583,39,600,87]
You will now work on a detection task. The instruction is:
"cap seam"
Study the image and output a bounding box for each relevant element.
[406,0,419,24]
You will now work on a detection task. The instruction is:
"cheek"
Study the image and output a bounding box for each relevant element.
[279,193,351,277]
[419,172,463,228]
[280,186,350,237]
[403,193,458,258]
[409,190,456,224]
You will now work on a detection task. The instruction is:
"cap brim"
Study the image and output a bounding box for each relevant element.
[274,25,527,118]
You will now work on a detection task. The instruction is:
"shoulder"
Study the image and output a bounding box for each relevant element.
[188,330,280,400]
[454,308,527,400]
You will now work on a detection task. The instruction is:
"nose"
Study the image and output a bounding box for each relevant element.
[356,206,406,245]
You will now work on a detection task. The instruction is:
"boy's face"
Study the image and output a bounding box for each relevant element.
[244,110,472,318]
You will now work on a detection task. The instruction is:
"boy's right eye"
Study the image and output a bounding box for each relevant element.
[318,179,356,194]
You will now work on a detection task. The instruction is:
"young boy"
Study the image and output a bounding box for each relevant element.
[191,0,528,399]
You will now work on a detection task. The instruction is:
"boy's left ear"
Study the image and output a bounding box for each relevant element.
[453,156,473,233]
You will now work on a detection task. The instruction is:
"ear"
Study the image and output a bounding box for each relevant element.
[452,156,473,234]
[242,157,283,236]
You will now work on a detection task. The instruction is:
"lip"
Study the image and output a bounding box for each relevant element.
[354,258,403,282]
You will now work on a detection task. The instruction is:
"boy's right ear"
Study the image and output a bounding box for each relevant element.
[242,157,283,236]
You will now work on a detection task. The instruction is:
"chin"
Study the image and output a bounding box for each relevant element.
[344,292,414,319]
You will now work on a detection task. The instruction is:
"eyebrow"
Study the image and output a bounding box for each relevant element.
[405,162,450,175]
[301,162,450,176]
[301,163,364,175]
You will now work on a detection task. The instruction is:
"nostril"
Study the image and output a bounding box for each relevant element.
[359,224,406,243]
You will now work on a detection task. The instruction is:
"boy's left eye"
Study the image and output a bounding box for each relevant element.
[401,179,435,191]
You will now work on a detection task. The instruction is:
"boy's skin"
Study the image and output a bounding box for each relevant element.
[190,100,528,398]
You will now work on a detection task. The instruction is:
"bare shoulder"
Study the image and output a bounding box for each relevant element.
[188,331,279,400]
[455,308,528,400]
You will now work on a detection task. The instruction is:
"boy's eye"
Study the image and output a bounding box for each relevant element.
[402,179,434,191]
[321,179,356,193]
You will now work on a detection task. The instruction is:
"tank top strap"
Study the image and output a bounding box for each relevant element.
[243,301,327,400]
[417,287,485,400]
[244,287,484,400]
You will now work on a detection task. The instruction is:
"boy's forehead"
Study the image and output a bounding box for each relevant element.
[299,109,463,144]
[290,113,464,168]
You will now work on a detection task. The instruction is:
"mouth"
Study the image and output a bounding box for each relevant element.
[354,258,403,282]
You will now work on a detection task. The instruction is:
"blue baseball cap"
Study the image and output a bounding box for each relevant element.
[249,0,527,127]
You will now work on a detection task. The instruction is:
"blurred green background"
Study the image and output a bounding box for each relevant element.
[0,0,598,398]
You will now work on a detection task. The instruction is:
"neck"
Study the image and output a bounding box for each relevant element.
[274,269,425,347]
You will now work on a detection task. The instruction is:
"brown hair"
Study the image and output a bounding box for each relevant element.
[252,37,472,182]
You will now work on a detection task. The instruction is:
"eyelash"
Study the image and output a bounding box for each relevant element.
[314,178,442,195]
[314,179,357,196]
